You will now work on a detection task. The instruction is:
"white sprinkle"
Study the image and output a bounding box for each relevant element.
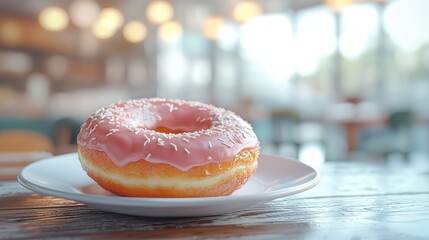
[184,148,190,155]
[199,117,208,122]
[218,137,227,143]
[106,132,113,137]
[88,124,99,135]
[208,141,212,149]
[182,138,190,143]
[207,156,212,160]
[146,153,151,159]
[157,138,165,146]
[170,142,178,151]
[203,132,212,136]
[144,139,149,146]
[221,142,233,148]
[227,133,235,143]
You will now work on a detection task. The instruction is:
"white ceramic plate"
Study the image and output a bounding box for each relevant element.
[18,153,319,217]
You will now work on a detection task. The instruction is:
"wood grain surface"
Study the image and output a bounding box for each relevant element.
[2,160,429,239]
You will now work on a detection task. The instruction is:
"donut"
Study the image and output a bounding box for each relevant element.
[77,98,260,198]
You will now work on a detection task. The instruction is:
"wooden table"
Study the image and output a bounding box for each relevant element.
[2,158,429,239]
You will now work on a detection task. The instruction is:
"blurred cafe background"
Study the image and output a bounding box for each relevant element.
[1,0,429,173]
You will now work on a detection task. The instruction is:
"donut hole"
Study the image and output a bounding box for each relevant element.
[150,119,212,134]
[152,126,187,134]
[153,104,214,133]
[129,102,214,134]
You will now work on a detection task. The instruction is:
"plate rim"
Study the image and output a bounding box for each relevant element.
[18,152,320,207]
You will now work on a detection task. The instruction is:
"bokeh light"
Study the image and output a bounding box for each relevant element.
[39,6,69,31]
[339,3,378,59]
[92,21,116,39]
[123,21,147,43]
[69,0,100,29]
[92,7,123,39]
[217,23,239,51]
[324,0,356,12]
[295,7,337,76]
[202,16,224,40]
[146,0,174,25]
[99,7,124,30]
[232,1,262,23]
[383,0,429,51]
[158,21,183,43]
[240,14,294,80]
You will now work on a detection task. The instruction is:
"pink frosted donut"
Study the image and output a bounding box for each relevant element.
[77,98,260,197]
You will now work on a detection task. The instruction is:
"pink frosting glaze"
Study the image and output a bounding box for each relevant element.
[77,98,259,171]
